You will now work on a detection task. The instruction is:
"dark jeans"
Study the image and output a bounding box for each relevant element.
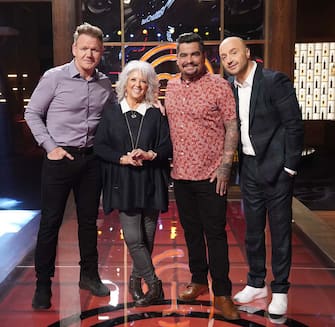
[35,152,101,280]
[240,155,294,293]
[119,209,159,284]
[173,179,232,296]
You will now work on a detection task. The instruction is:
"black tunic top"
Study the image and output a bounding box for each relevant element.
[94,102,172,214]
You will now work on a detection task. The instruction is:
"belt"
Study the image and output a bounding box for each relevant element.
[62,146,93,155]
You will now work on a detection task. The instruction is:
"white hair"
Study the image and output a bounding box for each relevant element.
[115,60,159,104]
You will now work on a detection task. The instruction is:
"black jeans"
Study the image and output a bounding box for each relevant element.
[35,152,101,280]
[119,209,159,284]
[240,155,294,293]
[173,179,232,296]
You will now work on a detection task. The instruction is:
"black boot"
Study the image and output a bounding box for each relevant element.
[79,272,110,297]
[135,279,164,307]
[129,276,144,301]
[32,279,52,310]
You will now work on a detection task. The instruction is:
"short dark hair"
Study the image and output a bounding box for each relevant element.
[176,32,204,53]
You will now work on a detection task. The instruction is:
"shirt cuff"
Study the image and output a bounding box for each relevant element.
[42,139,58,153]
[284,167,297,176]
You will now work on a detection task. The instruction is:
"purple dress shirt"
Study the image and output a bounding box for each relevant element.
[24,60,113,153]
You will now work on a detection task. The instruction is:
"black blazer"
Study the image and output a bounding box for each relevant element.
[234,63,304,184]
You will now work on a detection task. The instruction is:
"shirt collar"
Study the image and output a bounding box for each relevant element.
[234,61,257,88]
[69,59,98,80]
[120,98,150,116]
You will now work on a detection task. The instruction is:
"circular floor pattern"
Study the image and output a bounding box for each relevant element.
[47,300,309,327]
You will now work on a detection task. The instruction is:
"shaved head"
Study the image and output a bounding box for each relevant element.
[220,36,246,50]
[219,36,252,82]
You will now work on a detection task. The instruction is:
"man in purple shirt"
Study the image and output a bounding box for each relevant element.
[25,23,113,310]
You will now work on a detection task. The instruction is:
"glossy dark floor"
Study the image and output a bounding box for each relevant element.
[0,189,334,327]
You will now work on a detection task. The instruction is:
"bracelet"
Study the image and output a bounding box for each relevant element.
[148,150,157,161]
[120,155,126,164]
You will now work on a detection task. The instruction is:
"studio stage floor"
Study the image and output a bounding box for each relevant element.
[0,192,334,327]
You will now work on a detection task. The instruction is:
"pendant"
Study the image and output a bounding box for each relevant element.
[131,111,137,119]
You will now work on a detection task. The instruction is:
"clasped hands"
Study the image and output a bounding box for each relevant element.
[120,148,156,166]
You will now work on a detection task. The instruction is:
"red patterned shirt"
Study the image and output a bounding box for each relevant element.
[165,72,236,180]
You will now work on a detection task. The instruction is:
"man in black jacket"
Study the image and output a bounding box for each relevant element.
[219,37,304,318]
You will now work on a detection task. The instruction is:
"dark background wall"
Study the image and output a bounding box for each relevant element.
[296,0,335,42]
[0,2,53,154]
[0,2,53,93]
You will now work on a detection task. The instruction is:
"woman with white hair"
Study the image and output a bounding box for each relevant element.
[94,60,172,306]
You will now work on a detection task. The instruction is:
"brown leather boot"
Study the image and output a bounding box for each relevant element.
[214,296,240,320]
[178,283,209,302]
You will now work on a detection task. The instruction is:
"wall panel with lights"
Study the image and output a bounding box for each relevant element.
[294,42,335,120]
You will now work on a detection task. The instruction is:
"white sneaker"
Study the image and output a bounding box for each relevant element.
[268,316,287,324]
[268,293,288,316]
[233,285,268,303]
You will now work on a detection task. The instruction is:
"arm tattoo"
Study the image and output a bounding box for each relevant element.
[218,119,239,180]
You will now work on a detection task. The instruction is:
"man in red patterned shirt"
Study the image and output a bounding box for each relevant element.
[165,32,239,320]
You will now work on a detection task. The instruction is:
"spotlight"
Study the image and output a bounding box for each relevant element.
[0,198,22,210]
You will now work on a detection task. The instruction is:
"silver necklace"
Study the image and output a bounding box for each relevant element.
[124,112,144,150]
[130,110,137,119]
